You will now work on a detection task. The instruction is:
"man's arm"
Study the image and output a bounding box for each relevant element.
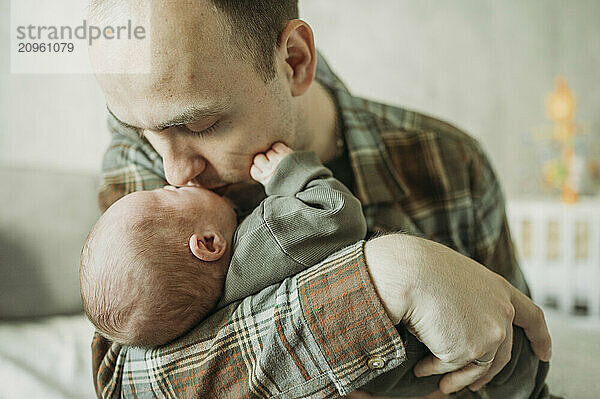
[404,140,551,396]
[355,130,551,397]
[93,241,409,398]
[92,232,551,398]
[362,138,553,395]
[365,234,551,398]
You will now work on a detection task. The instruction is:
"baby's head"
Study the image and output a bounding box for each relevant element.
[80,186,237,347]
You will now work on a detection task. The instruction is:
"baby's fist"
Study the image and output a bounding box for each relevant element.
[250,142,293,186]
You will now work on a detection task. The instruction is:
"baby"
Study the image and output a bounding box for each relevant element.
[80,142,366,347]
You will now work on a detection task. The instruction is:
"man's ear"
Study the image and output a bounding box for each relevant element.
[278,19,316,97]
[188,232,227,262]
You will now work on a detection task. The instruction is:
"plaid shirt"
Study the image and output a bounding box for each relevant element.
[92,53,537,398]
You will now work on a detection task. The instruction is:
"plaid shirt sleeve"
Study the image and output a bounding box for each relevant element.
[92,242,407,398]
[91,116,408,398]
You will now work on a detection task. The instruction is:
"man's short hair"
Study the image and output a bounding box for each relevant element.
[211,0,299,81]
[90,0,298,82]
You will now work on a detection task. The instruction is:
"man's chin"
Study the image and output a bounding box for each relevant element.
[212,185,233,196]
[221,182,266,216]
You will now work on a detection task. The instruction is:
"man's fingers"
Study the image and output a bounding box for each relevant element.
[469,324,513,391]
[438,361,492,394]
[511,286,552,361]
[414,355,462,377]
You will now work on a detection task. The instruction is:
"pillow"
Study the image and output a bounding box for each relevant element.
[0,167,100,319]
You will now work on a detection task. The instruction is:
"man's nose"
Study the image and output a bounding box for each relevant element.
[162,151,207,187]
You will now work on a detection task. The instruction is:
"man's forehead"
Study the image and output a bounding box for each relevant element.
[89,0,225,45]
[89,0,217,25]
[89,0,236,130]
[89,0,229,76]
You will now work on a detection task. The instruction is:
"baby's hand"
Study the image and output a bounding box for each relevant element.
[250,142,293,186]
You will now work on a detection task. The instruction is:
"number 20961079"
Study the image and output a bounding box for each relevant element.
[18,42,74,52]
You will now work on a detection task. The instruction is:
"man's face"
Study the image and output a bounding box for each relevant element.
[90,1,300,195]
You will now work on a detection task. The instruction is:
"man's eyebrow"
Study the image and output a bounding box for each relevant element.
[153,103,228,131]
[106,106,141,133]
[106,102,229,132]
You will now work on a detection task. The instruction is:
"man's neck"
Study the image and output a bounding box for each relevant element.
[300,80,339,164]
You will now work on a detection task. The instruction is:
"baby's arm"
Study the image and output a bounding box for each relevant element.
[217,142,366,308]
[251,142,366,267]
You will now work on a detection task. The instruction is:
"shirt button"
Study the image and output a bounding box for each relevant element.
[367,356,386,369]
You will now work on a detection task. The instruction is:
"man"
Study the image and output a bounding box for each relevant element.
[88,1,552,397]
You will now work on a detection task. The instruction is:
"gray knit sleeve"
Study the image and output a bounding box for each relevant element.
[217,151,366,308]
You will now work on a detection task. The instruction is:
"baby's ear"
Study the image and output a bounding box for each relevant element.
[189,232,227,262]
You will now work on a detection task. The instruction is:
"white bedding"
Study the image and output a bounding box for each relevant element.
[0,314,96,399]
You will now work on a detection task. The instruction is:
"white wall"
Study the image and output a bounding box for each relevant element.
[300,0,600,197]
[0,0,109,174]
[1,0,599,194]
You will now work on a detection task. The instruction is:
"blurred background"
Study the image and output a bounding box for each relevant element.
[1,0,598,397]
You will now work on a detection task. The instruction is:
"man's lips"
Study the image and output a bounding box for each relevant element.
[189,183,231,196]
[184,178,230,195]
[184,179,258,197]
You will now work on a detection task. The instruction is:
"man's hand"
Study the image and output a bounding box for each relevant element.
[365,234,551,395]
[250,142,293,186]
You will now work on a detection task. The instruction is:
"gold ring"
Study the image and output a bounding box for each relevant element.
[472,357,495,366]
